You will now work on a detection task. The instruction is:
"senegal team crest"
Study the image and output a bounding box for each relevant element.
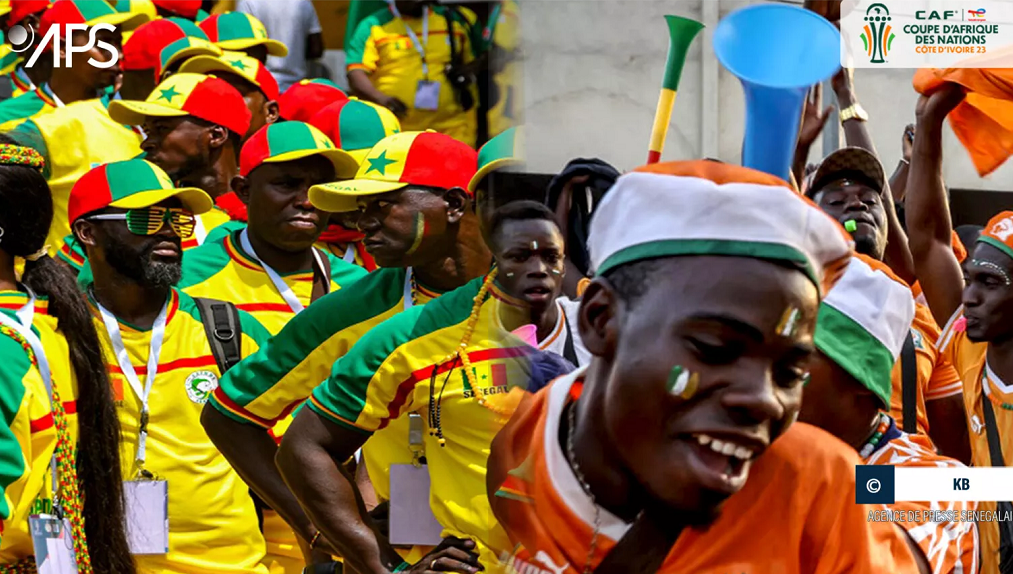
[185,371,219,404]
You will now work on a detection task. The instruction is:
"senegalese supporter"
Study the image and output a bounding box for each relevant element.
[482,0,519,137]
[307,97,401,268]
[152,0,207,23]
[202,130,489,567]
[113,0,157,41]
[0,1,146,130]
[118,16,211,106]
[199,11,287,64]
[155,34,221,79]
[906,82,1013,574]
[278,78,347,122]
[109,73,251,248]
[0,139,134,573]
[487,201,588,367]
[347,1,481,146]
[4,1,53,96]
[69,159,272,574]
[486,160,922,574]
[806,146,970,463]
[801,254,976,574]
[178,51,279,140]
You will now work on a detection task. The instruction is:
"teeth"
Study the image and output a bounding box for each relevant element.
[696,434,755,460]
[721,442,736,456]
[734,446,752,460]
[709,439,725,454]
[696,434,712,446]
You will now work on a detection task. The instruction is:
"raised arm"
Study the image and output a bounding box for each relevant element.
[904,84,967,325]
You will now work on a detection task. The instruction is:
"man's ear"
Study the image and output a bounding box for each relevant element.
[72,219,100,250]
[578,278,621,360]
[207,124,230,150]
[443,187,469,225]
[231,176,251,205]
[263,100,280,125]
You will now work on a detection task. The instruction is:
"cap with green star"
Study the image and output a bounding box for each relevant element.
[108,73,252,136]
[178,51,279,101]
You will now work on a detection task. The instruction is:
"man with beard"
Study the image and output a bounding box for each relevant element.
[0,0,147,130]
[488,201,588,366]
[907,83,1013,574]
[202,130,488,568]
[806,147,969,463]
[109,73,251,249]
[69,159,273,574]
[485,160,919,573]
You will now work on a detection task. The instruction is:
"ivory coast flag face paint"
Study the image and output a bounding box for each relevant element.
[668,365,699,399]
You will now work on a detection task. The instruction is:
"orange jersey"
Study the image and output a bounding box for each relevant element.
[889,303,963,438]
[865,420,978,573]
[489,371,920,574]
[938,306,1004,572]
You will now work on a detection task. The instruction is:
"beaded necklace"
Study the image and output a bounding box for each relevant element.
[983,366,1013,411]
[0,324,92,573]
[566,397,599,574]
[858,412,892,459]
[427,269,499,447]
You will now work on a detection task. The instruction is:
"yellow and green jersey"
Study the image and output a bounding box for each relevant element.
[89,288,271,574]
[308,276,532,568]
[347,5,481,146]
[0,291,79,563]
[179,229,368,335]
[211,267,442,509]
[8,93,143,257]
[0,84,61,131]
[485,1,519,137]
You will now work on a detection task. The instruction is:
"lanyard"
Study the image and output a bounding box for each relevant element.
[343,247,356,264]
[96,295,168,472]
[483,2,503,46]
[240,228,326,314]
[193,215,207,246]
[0,292,59,488]
[389,2,431,77]
[403,267,414,311]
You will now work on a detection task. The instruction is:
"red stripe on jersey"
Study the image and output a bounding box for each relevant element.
[108,355,216,376]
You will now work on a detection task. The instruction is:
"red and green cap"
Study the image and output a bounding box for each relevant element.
[199,11,287,57]
[68,159,212,223]
[108,72,251,136]
[278,78,347,122]
[122,16,208,71]
[239,121,358,179]
[469,126,524,193]
[309,131,477,213]
[178,51,279,101]
[151,0,200,19]
[114,0,156,20]
[9,0,50,27]
[40,0,148,39]
[308,98,400,163]
[155,35,221,78]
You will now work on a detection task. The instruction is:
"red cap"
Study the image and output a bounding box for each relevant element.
[151,0,201,19]
[39,0,146,41]
[122,17,202,71]
[108,73,252,137]
[278,78,348,122]
[9,0,49,27]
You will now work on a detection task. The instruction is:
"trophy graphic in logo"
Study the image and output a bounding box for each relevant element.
[860,3,895,63]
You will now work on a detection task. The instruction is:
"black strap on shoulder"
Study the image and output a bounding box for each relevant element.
[562,313,579,367]
[193,297,243,374]
[982,393,1013,572]
[900,332,917,434]
[312,247,331,304]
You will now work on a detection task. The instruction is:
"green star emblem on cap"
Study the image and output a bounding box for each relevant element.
[366,150,396,175]
[229,59,247,70]
[158,86,181,103]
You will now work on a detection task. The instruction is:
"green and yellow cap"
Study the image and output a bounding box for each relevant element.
[239,121,359,179]
[199,11,287,56]
[68,159,212,223]
[156,35,221,78]
[307,97,401,164]
[469,126,524,193]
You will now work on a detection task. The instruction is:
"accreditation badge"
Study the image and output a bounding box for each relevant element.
[389,464,444,546]
[124,479,169,555]
[28,514,78,574]
[414,80,441,111]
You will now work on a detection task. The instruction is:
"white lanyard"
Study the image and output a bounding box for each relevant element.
[193,215,207,246]
[96,296,168,470]
[389,3,431,77]
[0,292,59,488]
[343,246,356,264]
[240,229,326,314]
[404,266,414,311]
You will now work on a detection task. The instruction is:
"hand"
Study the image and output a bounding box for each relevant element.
[798,84,834,150]
[408,536,483,573]
[916,83,966,123]
[803,0,842,22]
[902,123,915,161]
[379,95,409,118]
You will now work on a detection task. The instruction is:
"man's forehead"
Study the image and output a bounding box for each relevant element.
[817,177,877,194]
[972,242,1013,270]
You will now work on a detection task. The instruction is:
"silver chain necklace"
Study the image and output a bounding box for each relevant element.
[566,399,601,574]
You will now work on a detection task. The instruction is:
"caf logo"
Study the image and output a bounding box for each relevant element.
[185,371,219,404]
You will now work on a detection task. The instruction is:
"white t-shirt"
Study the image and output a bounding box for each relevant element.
[538,298,591,367]
[235,0,323,92]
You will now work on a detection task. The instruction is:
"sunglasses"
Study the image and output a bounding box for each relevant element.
[88,206,197,238]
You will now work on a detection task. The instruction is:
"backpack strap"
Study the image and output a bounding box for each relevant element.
[312,247,331,304]
[193,297,243,374]
[900,332,917,434]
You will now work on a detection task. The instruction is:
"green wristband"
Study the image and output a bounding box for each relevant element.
[392,562,410,573]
